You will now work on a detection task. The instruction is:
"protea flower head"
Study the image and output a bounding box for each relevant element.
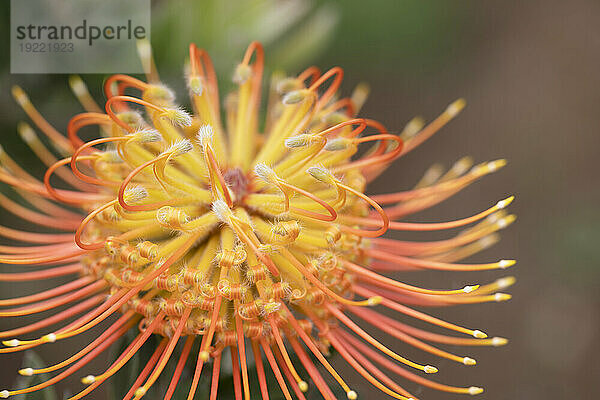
[0,41,515,400]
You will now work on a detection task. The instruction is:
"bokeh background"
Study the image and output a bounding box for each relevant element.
[0,0,599,399]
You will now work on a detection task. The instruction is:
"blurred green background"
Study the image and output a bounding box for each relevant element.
[0,0,599,399]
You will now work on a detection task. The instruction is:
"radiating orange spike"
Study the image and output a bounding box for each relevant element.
[0,280,106,318]
[251,340,270,400]
[122,339,166,400]
[208,351,222,400]
[235,313,251,400]
[286,334,337,400]
[354,285,488,338]
[0,295,102,340]
[259,339,293,400]
[132,308,191,399]
[327,332,413,400]
[230,345,243,400]
[340,329,483,395]
[273,346,308,400]
[325,304,437,374]
[1,318,129,397]
[163,336,194,400]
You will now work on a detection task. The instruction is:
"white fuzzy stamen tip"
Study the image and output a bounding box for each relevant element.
[135,129,162,143]
[472,330,487,339]
[298,381,309,392]
[44,333,57,343]
[197,124,214,147]
[346,390,358,400]
[495,293,512,302]
[496,276,516,289]
[3,339,19,347]
[254,163,276,182]
[491,337,508,346]
[468,386,484,395]
[423,365,438,374]
[124,187,148,204]
[18,368,34,376]
[166,139,194,157]
[463,357,477,366]
[81,375,96,384]
[498,259,516,269]
[496,195,514,209]
[307,166,335,184]
[463,285,478,293]
[164,108,193,127]
[212,200,232,223]
[0,390,9,398]
[188,75,204,96]
[445,98,466,117]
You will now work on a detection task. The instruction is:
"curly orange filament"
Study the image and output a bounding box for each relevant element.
[104,74,150,101]
[297,66,321,85]
[105,95,164,132]
[70,136,129,186]
[67,113,112,148]
[308,66,344,110]
[337,183,389,237]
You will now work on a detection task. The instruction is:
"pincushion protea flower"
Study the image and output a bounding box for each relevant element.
[0,41,516,400]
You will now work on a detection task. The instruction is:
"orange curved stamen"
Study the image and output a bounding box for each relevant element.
[308,66,344,110]
[44,157,106,204]
[316,118,366,139]
[337,184,389,237]
[70,137,130,186]
[279,180,337,222]
[297,66,321,86]
[117,153,170,212]
[334,133,404,173]
[351,197,512,231]
[67,113,112,148]
[75,198,148,250]
[105,95,164,132]
[104,74,150,101]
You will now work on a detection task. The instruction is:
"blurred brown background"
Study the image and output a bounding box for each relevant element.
[1,0,599,399]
